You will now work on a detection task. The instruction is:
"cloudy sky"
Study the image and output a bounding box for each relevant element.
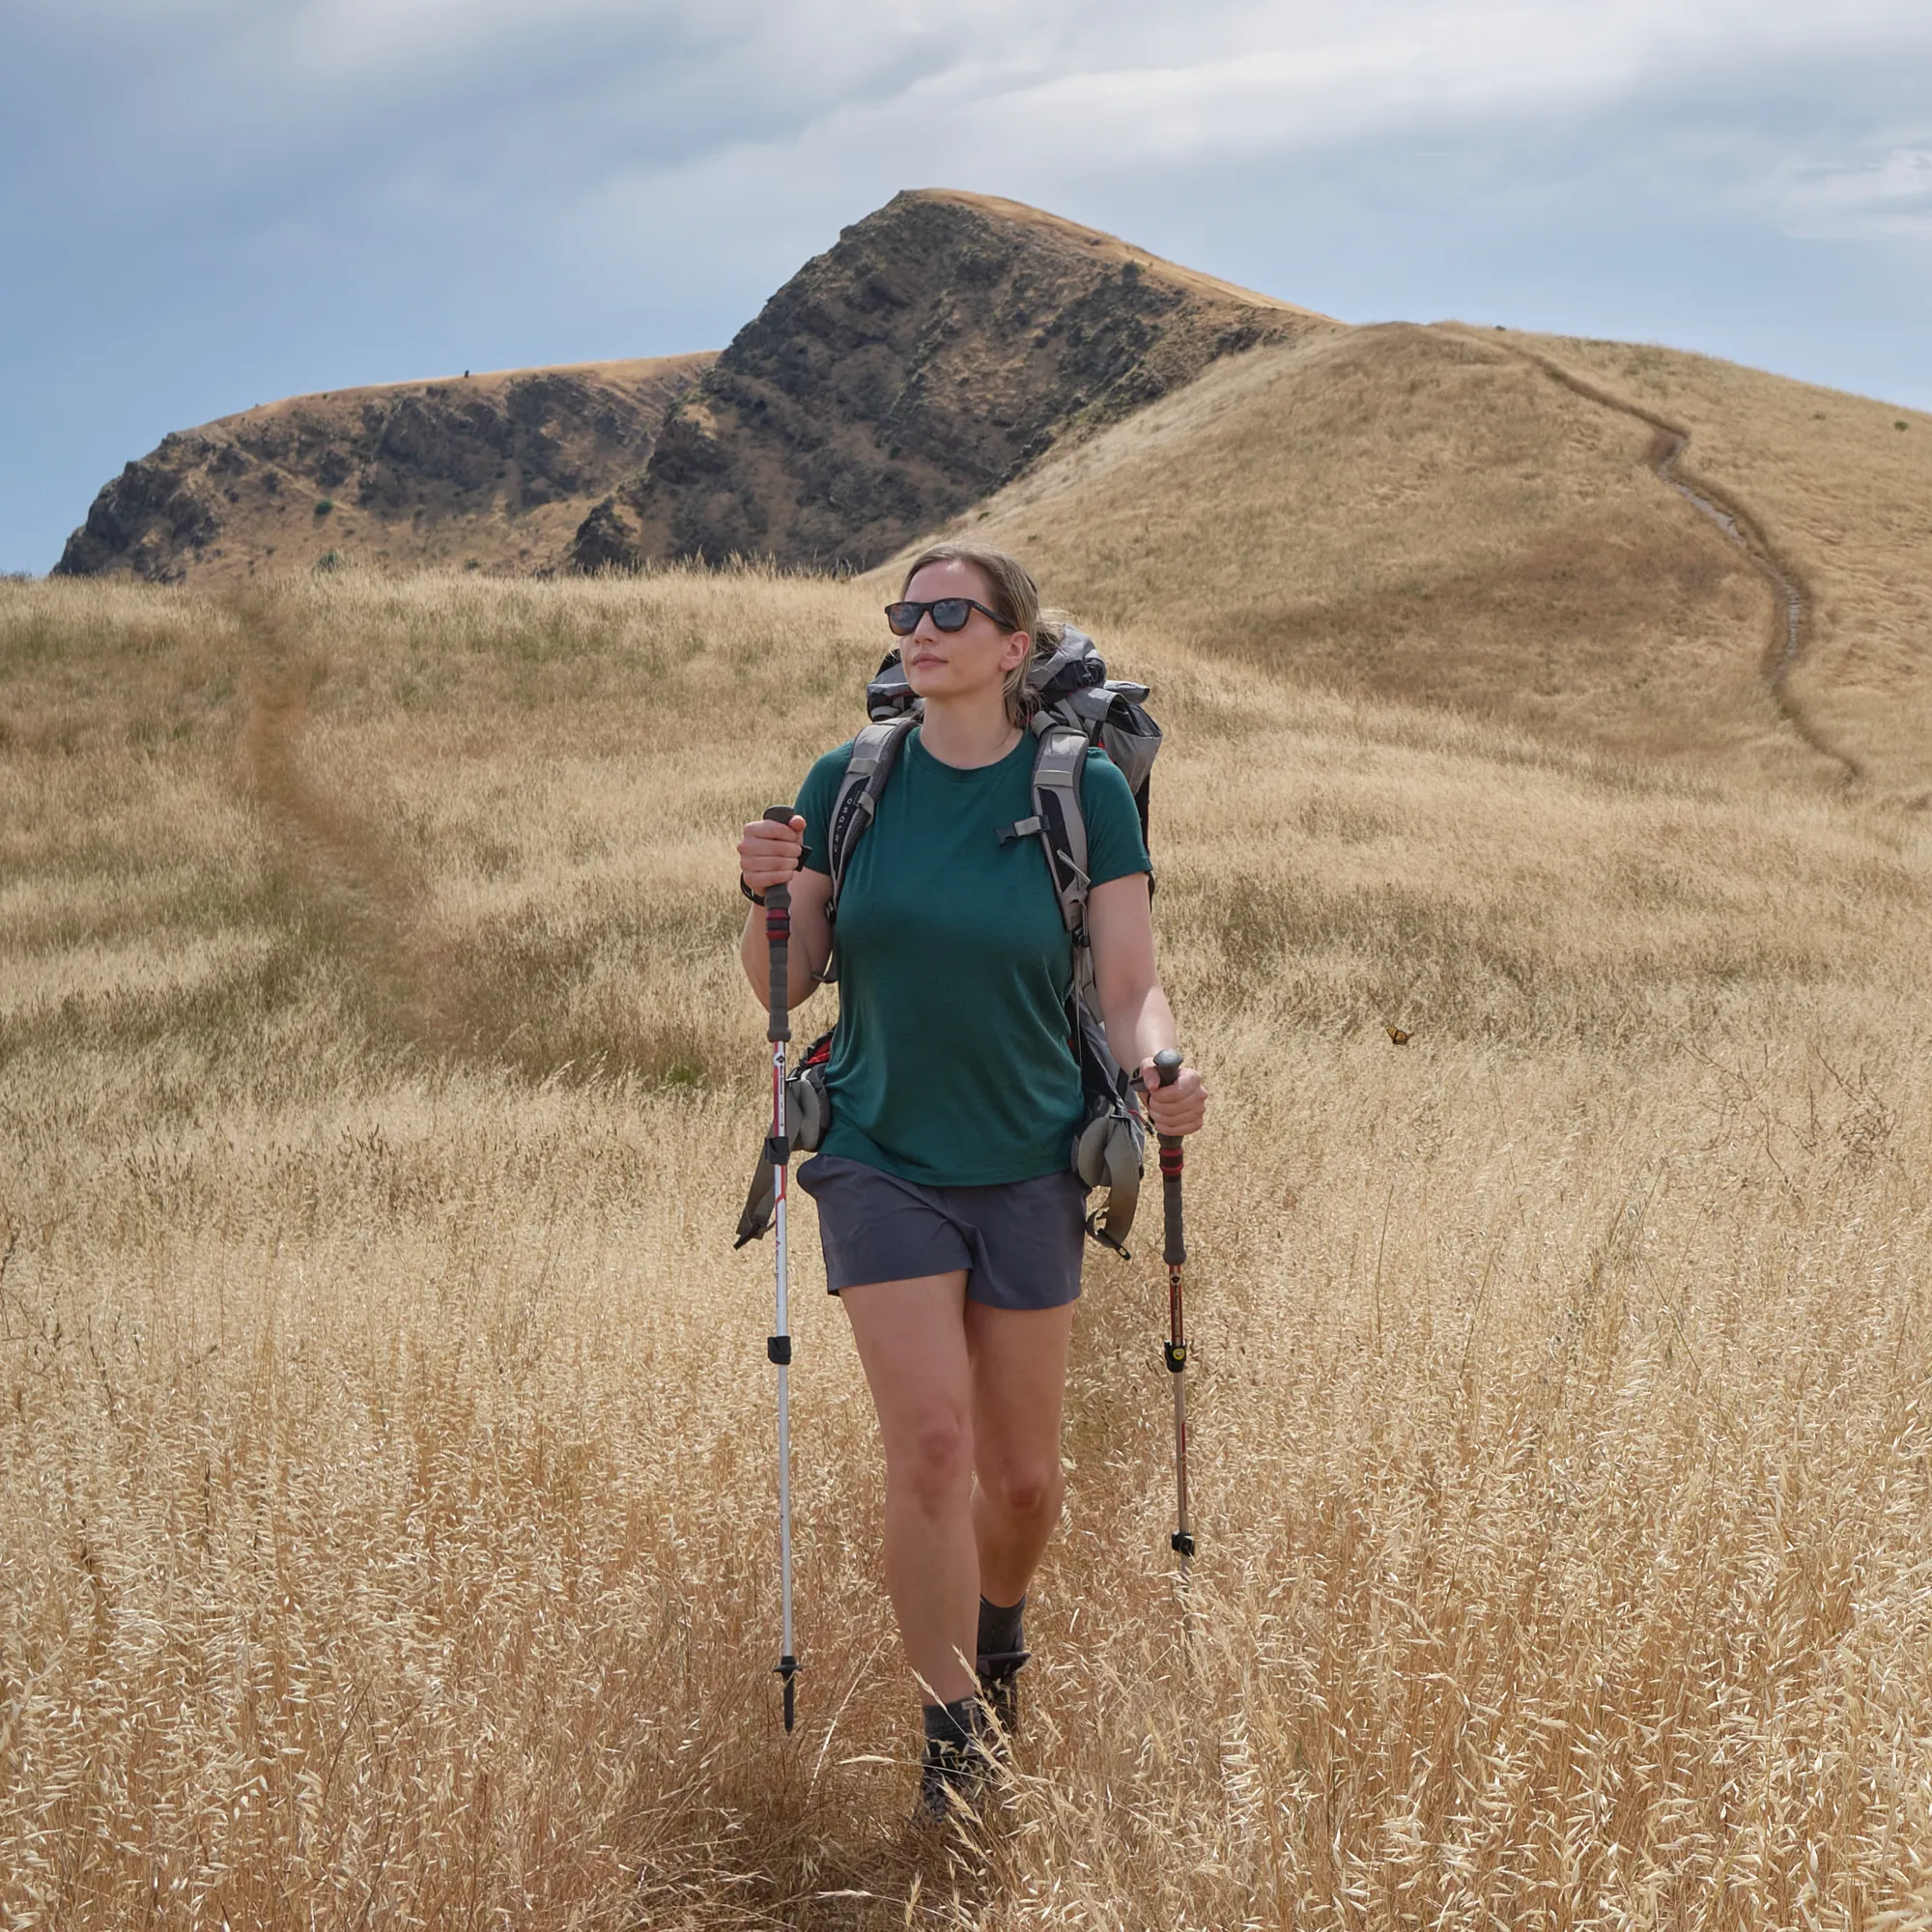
[4,0,1929,573]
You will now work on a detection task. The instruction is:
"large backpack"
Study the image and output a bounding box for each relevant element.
[734,628,1163,1254]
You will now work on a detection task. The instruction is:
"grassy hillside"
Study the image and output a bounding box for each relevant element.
[4,572,1931,1927]
[1506,330,1932,793]
[935,322,1932,792]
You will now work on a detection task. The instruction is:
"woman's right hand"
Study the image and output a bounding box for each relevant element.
[738,811,806,894]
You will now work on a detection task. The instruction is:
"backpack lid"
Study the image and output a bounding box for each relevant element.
[1030,630,1108,707]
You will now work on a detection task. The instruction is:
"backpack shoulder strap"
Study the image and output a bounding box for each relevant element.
[816,713,917,984]
[1027,724,1094,946]
[1000,719,1151,1255]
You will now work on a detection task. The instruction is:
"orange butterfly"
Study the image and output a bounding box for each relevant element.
[1384,1024,1412,1045]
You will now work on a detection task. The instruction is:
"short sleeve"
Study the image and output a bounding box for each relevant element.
[793,741,855,876]
[1079,749,1151,889]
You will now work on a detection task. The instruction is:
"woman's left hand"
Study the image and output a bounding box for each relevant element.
[1140,1058,1208,1138]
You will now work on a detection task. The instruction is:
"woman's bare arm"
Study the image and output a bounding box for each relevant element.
[1088,872,1207,1136]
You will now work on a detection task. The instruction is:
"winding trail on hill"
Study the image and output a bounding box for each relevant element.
[1482,338,1862,783]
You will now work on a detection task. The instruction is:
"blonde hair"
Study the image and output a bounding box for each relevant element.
[899,542,1066,728]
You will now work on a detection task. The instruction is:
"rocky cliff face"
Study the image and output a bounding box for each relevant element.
[574,190,1330,574]
[56,355,714,584]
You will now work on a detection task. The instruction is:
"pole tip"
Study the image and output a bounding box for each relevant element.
[777,1655,799,1731]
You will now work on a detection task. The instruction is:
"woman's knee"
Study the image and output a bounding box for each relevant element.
[986,1458,1064,1521]
[888,1406,974,1515]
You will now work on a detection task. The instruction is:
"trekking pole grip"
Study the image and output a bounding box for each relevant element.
[762,806,793,1044]
[1153,1049,1185,1267]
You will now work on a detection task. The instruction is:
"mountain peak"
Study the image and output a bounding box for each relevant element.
[583,189,1334,572]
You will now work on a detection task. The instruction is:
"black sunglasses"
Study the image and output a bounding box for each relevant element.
[884,597,1016,637]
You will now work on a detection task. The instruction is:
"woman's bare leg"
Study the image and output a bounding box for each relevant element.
[838,1271,979,1705]
[965,1299,1077,1606]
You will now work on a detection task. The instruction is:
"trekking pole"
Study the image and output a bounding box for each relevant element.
[1151,1049,1194,1578]
[760,805,801,1732]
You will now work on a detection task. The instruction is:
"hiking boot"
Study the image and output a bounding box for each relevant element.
[976,1648,1031,1744]
[914,1730,995,1827]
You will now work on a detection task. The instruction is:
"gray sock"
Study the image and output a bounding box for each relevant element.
[977,1594,1026,1663]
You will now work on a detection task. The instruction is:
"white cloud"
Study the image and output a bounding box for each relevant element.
[900,2,1932,171]
[16,0,1932,205]
[1773,143,1932,242]
[535,5,1932,250]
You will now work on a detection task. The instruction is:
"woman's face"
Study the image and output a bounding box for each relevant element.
[897,559,1031,707]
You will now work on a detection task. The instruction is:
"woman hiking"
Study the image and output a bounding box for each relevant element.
[735,544,1208,1823]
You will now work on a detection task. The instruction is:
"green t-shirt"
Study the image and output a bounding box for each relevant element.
[795,726,1151,1186]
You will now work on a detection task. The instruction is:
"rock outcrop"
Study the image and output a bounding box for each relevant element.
[581,190,1330,573]
[55,355,715,584]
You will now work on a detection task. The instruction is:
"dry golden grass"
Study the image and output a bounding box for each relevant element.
[4,571,1932,1928]
[921,191,1332,319]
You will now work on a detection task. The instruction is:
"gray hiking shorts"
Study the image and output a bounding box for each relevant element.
[795,1153,1087,1310]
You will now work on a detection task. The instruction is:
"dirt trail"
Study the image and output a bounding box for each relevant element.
[1480,337,1862,783]
[234,605,473,1055]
